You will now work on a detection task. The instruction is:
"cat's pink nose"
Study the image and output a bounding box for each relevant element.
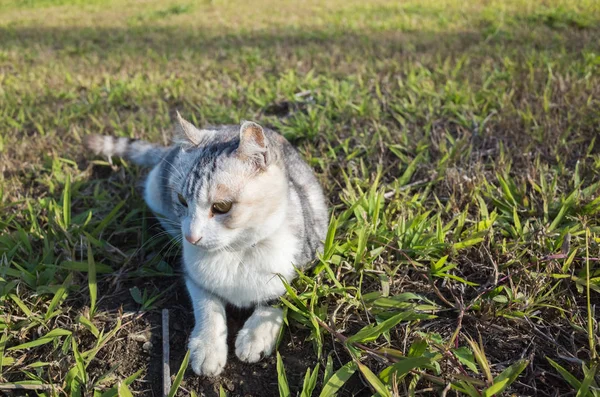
[185,234,202,245]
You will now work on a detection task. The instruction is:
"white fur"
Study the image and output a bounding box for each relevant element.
[136,121,324,377]
[182,214,299,306]
[143,152,300,307]
[182,218,296,374]
[103,137,114,154]
[186,279,228,376]
[88,121,326,377]
[144,158,300,375]
[144,167,180,236]
[235,306,283,363]
[115,137,128,155]
[181,164,290,251]
[144,167,165,215]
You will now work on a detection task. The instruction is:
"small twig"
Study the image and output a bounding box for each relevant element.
[483,246,499,285]
[447,305,464,349]
[440,382,452,397]
[464,271,511,312]
[371,240,456,309]
[424,275,456,309]
[162,309,170,397]
[315,316,398,362]
[393,247,456,309]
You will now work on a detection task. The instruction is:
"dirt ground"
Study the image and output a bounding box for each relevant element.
[83,274,366,397]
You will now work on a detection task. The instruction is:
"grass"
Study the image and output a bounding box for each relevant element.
[1,0,600,395]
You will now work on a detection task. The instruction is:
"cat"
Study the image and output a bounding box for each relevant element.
[85,113,328,376]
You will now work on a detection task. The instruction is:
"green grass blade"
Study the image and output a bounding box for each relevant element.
[277,351,290,397]
[62,174,71,229]
[78,315,100,338]
[379,357,434,383]
[585,229,596,361]
[497,174,516,206]
[100,369,143,397]
[8,328,72,351]
[576,364,598,397]
[482,359,528,397]
[167,349,190,397]
[547,358,582,390]
[319,361,357,397]
[87,242,98,318]
[8,293,35,318]
[91,200,126,237]
[46,273,72,321]
[357,361,391,397]
[453,237,484,250]
[398,152,424,186]
[465,336,492,384]
[0,331,7,375]
[453,347,479,374]
[300,363,319,397]
[451,381,482,397]
[118,381,134,397]
[323,354,334,385]
[71,337,87,384]
[323,214,338,259]
[549,202,569,232]
[347,311,411,344]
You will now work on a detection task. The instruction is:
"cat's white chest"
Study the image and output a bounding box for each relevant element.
[182,231,299,307]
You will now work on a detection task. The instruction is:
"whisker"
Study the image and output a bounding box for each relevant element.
[161,236,183,262]
[119,216,180,226]
[122,229,180,265]
[158,154,185,181]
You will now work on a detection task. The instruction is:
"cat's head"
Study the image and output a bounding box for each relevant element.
[171,115,288,251]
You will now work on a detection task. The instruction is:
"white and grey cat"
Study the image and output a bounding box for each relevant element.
[85,114,328,376]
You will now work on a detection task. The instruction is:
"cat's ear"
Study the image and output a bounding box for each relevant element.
[237,121,270,170]
[174,111,205,147]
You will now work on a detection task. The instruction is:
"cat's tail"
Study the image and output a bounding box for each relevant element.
[84,135,170,167]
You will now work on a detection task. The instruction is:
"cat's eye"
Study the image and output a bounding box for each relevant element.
[177,193,188,207]
[212,202,232,214]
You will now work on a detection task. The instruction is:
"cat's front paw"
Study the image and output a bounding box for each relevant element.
[235,307,283,363]
[189,328,228,376]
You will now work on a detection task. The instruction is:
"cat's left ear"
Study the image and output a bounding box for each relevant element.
[237,121,270,170]
[174,111,207,147]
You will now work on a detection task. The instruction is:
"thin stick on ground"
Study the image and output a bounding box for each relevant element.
[162,308,170,397]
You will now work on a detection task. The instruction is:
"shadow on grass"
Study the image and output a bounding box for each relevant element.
[2,19,600,397]
[1,24,598,65]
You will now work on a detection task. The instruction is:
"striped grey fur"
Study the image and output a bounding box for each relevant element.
[85,121,328,274]
[85,117,328,376]
[84,135,170,167]
[166,124,326,269]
